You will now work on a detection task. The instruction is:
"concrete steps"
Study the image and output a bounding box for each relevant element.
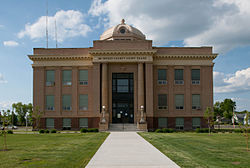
[109,124,137,131]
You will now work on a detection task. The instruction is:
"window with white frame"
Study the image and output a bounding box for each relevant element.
[175,69,184,84]
[79,70,88,85]
[192,94,201,110]
[192,117,201,129]
[46,118,54,129]
[158,94,168,110]
[62,95,71,111]
[46,70,55,86]
[79,118,88,128]
[176,117,184,130]
[191,69,200,84]
[158,69,167,84]
[62,70,72,86]
[46,95,54,111]
[158,118,168,128]
[79,94,88,110]
[63,118,71,130]
[175,94,184,109]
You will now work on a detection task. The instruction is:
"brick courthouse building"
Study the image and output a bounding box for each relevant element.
[28,20,217,131]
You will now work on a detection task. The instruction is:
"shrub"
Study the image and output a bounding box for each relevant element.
[162,128,167,133]
[80,128,88,133]
[196,128,209,133]
[39,129,45,134]
[234,129,242,133]
[195,128,200,133]
[155,129,163,133]
[45,129,50,133]
[161,128,174,133]
[7,130,13,134]
[50,129,57,133]
[168,128,174,133]
[88,128,99,132]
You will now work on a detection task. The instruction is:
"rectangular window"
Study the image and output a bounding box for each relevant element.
[192,117,201,129]
[176,117,184,130]
[62,95,71,111]
[175,69,184,84]
[175,94,184,109]
[158,69,167,84]
[46,95,54,111]
[158,118,167,128]
[62,70,72,86]
[79,94,88,110]
[46,70,55,86]
[46,118,54,129]
[79,70,88,85]
[192,94,201,110]
[158,94,167,110]
[63,118,71,130]
[117,79,129,93]
[191,69,200,84]
[79,118,88,128]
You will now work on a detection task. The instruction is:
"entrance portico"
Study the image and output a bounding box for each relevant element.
[91,49,156,131]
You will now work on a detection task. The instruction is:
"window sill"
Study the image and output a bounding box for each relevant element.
[79,110,89,112]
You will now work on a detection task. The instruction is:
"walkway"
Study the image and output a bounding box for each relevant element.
[86,132,180,168]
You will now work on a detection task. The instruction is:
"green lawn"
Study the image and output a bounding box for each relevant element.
[0,133,109,168]
[139,132,250,168]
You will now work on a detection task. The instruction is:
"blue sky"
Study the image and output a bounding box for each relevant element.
[0,0,250,111]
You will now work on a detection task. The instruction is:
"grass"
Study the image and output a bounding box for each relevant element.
[0,133,109,168]
[139,132,250,168]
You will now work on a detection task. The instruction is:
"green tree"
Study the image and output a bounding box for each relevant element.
[239,110,249,151]
[220,99,236,120]
[204,107,214,135]
[214,101,223,119]
[12,102,29,126]
[0,110,11,151]
[30,106,43,130]
[26,103,33,126]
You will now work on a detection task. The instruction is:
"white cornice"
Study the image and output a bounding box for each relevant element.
[154,54,217,60]
[89,50,157,55]
[28,55,92,61]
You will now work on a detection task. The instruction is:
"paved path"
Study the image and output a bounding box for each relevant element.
[86,132,180,168]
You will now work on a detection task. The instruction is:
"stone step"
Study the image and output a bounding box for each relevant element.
[109,124,138,131]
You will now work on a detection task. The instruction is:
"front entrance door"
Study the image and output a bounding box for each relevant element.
[112,73,134,123]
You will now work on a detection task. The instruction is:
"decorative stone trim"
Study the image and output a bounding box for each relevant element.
[28,55,92,61]
[154,54,217,60]
[89,50,157,56]
[32,60,93,67]
[153,59,214,66]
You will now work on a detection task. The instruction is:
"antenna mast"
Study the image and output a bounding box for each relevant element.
[55,18,58,48]
[46,0,48,48]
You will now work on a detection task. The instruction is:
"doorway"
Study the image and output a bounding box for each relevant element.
[112,73,134,123]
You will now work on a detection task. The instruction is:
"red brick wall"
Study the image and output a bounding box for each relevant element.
[184,117,192,130]
[88,117,100,128]
[167,117,176,128]
[40,118,46,129]
[71,118,79,130]
[54,118,62,130]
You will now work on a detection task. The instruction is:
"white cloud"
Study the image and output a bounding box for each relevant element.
[0,101,13,111]
[214,67,250,93]
[0,73,7,84]
[18,10,91,42]
[3,40,19,47]
[89,0,250,53]
[0,25,4,28]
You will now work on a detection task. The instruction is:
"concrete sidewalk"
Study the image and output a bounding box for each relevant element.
[86,132,180,168]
